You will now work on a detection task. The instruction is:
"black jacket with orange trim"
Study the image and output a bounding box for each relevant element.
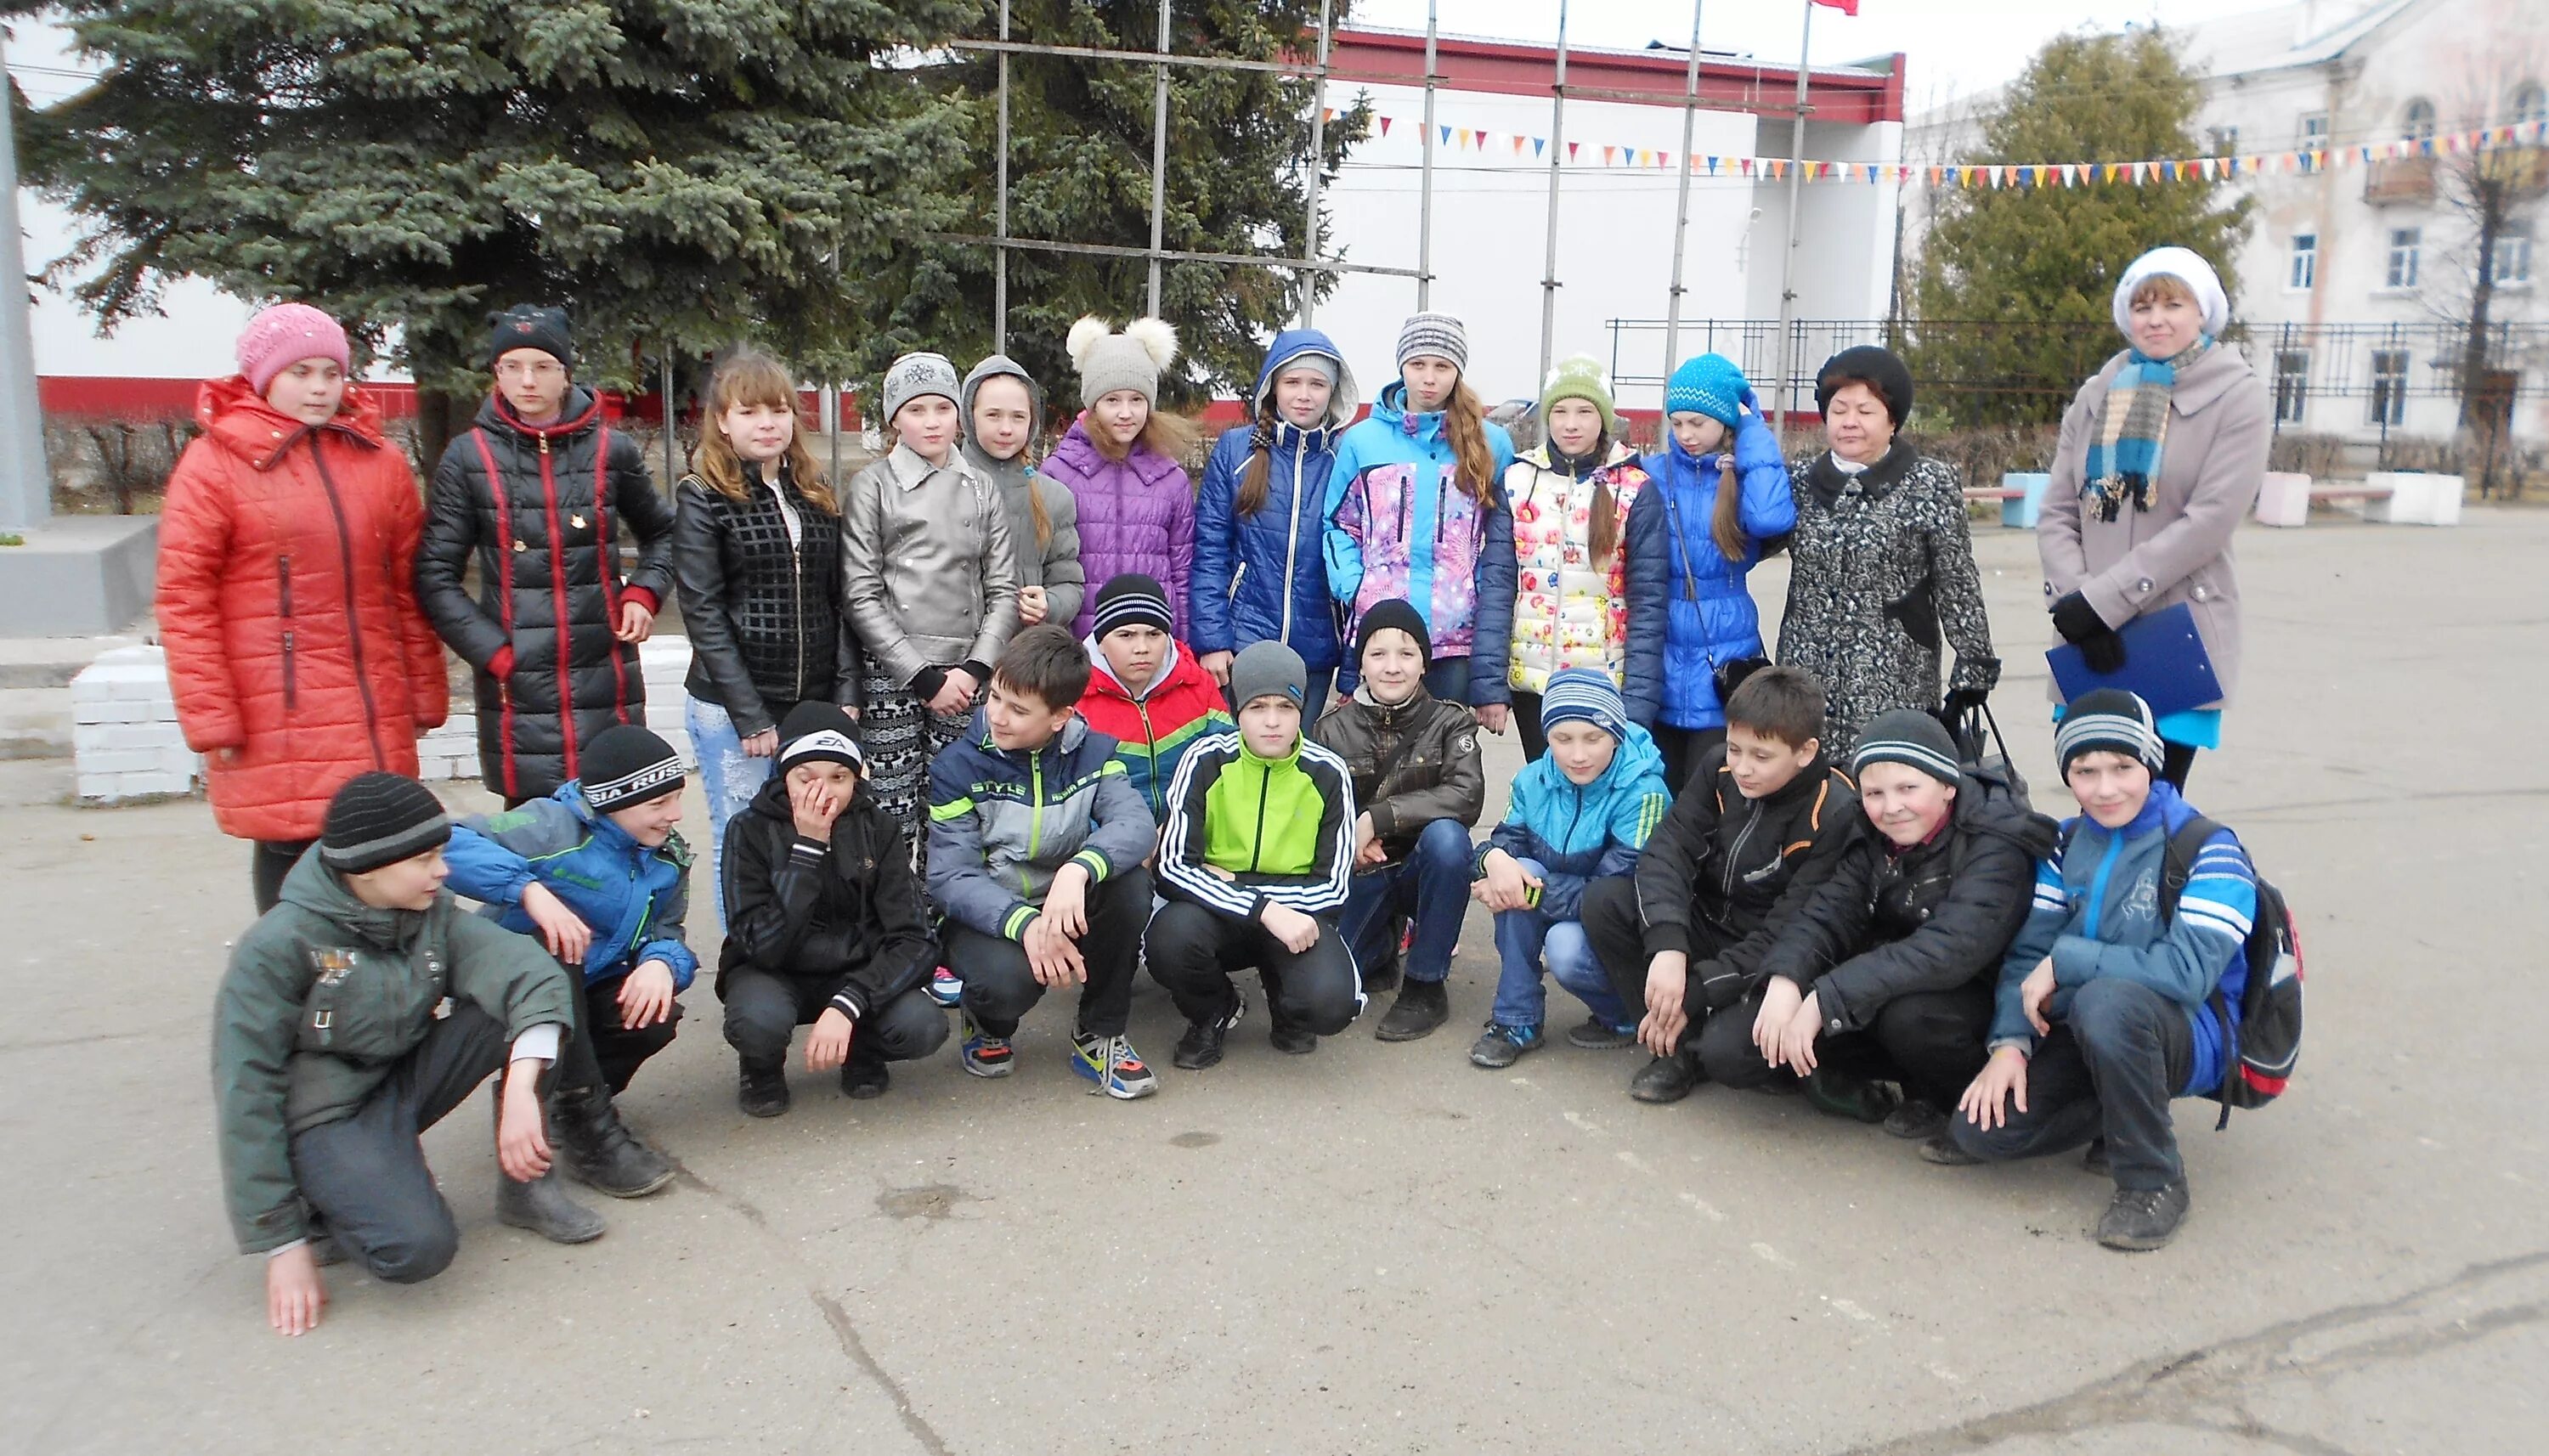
[1629,742,1861,1011]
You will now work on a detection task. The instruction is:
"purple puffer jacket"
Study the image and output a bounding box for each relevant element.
[1040,418,1196,639]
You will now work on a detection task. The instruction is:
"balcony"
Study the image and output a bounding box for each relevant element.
[2364,155,2437,205]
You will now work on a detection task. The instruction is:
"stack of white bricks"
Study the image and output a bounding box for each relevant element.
[72,646,202,804]
[82,638,702,799]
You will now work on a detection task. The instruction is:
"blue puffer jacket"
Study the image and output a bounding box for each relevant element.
[444,785,699,990]
[1480,723,1671,919]
[1631,409,1796,731]
[1194,330,1360,674]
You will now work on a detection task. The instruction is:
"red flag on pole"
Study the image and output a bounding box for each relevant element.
[1810,0,1859,13]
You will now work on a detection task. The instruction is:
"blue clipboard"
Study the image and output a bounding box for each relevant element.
[2047,602,2220,717]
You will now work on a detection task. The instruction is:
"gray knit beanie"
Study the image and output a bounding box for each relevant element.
[1851,709,1963,787]
[882,352,962,423]
[1230,640,1308,713]
[1067,316,1179,408]
[1396,313,1469,374]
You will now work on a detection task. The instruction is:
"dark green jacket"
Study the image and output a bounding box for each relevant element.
[211,849,574,1254]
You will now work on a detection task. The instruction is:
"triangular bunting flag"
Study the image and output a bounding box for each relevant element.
[1378,116,1392,138]
[1568,140,1580,161]
[1534,137,1546,156]
[1602,145,1617,166]
[1512,135,1526,156]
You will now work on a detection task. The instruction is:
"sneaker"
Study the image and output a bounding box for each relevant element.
[960,1013,1015,1079]
[1628,1050,1703,1104]
[1467,1022,1542,1069]
[1882,1098,1948,1141]
[1801,1066,1900,1125]
[1173,995,1246,1070]
[1376,979,1451,1042]
[841,1054,890,1100]
[1919,1132,1984,1165]
[2083,1137,2111,1177]
[738,1057,790,1119]
[1071,1032,1161,1100]
[925,966,964,1008]
[1564,1016,1638,1051]
[2095,1179,2191,1252]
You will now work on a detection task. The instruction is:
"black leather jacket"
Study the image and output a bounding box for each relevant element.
[672,464,853,736]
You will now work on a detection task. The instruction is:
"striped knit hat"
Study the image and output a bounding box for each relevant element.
[1539,668,1629,742]
[1664,353,1749,427]
[1851,708,1962,787]
[2055,689,2166,774]
[1092,573,1174,639]
[1396,313,1469,373]
[580,725,687,814]
[778,702,866,775]
[319,772,451,874]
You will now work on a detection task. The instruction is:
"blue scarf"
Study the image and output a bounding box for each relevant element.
[2083,336,2211,523]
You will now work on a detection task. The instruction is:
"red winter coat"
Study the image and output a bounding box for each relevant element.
[157,379,450,841]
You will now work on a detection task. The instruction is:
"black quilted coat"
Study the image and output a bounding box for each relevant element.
[671,462,855,737]
[415,387,677,801]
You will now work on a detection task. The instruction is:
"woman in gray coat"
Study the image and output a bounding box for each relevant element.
[2039,246,2269,787]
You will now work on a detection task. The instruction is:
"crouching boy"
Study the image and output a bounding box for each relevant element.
[212,773,578,1337]
[1469,669,1673,1068]
[929,624,1163,1098]
[444,725,695,1205]
[719,703,949,1117]
[1582,666,1860,1103]
[1313,599,1485,1042]
[1935,691,2260,1253]
[1737,709,2057,1135]
[1076,573,1233,820]
[1147,641,1361,1069]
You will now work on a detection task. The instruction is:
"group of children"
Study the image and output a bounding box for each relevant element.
[210,284,2276,1338]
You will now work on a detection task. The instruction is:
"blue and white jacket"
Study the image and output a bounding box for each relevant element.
[1193,329,1359,675]
[1988,781,2258,1095]
[1631,407,1795,731]
[445,785,698,990]
[1480,723,1672,920]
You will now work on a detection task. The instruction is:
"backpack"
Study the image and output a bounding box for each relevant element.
[2155,815,2304,1126]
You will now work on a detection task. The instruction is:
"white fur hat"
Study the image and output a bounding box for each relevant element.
[1067,315,1178,408]
[2111,245,2230,339]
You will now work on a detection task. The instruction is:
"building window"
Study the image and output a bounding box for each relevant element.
[2512,82,2546,126]
[2370,350,2411,426]
[2403,97,2436,141]
[2298,111,2330,147]
[2495,224,2535,286]
[2289,233,2318,290]
[2386,228,2422,289]
[2207,124,2241,156]
[2273,351,2310,424]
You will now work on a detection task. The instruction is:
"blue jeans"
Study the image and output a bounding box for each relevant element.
[1339,817,1474,985]
[687,697,774,928]
[1489,860,1636,1031]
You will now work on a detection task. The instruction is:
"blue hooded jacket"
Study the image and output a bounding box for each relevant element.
[1194,330,1360,674]
[1631,407,1796,730]
[1481,721,1671,919]
[444,785,699,990]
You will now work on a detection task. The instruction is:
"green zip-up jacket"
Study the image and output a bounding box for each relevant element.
[1155,729,1356,921]
[210,850,575,1254]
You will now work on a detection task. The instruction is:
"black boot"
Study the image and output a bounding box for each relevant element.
[1266,996,1318,1055]
[738,1057,790,1119]
[492,1093,606,1244]
[841,1047,890,1099]
[551,1081,675,1198]
[1629,1047,1704,1103]
[1376,978,1450,1042]
[2095,1179,2190,1252]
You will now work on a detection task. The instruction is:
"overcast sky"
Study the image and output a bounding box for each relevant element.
[1347,0,2257,112]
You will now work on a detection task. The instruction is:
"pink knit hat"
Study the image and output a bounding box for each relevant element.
[236,303,350,394]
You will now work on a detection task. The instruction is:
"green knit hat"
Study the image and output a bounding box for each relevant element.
[1539,354,1618,436]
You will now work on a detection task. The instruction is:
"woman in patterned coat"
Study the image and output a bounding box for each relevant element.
[1775,347,1999,757]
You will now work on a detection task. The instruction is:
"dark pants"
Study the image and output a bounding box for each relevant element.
[559,971,683,1095]
[1698,976,1995,1108]
[252,838,315,914]
[947,869,1153,1038]
[1338,818,1474,985]
[288,1004,506,1284]
[1950,978,2197,1190]
[1513,690,1546,759]
[1145,898,1363,1036]
[721,967,950,1067]
[1581,875,1738,1052]
[1650,725,1728,797]
[2160,742,2197,789]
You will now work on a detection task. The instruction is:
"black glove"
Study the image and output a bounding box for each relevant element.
[2051,592,2128,674]
[1939,686,1992,721]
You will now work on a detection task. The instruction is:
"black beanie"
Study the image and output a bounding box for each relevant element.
[1355,598,1433,665]
[580,725,685,813]
[1092,573,1175,639]
[1851,708,1963,787]
[2055,689,2166,774]
[1814,345,1913,427]
[487,304,575,372]
[320,772,451,875]
[777,701,867,774]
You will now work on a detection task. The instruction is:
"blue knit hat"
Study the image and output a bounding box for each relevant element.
[1539,668,1629,742]
[1664,353,1749,427]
